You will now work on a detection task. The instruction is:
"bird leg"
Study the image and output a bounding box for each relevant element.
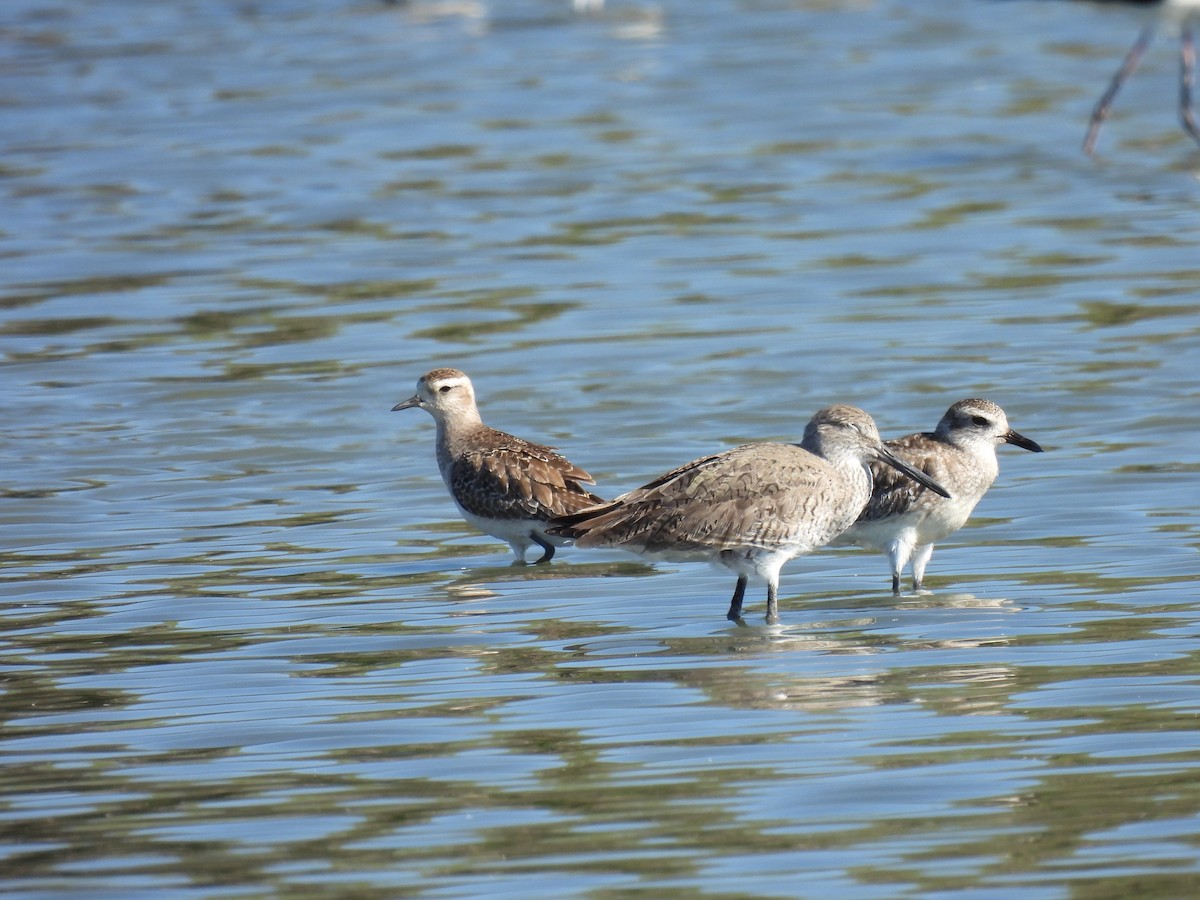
[887,538,912,597]
[910,544,934,592]
[765,581,780,626]
[1084,26,1154,155]
[726,576,747,623]
[1181,22,1200,146]
[530,533,555,564]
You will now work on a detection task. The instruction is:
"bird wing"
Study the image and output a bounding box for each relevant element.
[857,433,945,523]
[560,443,834,555]
[450,432,602,521]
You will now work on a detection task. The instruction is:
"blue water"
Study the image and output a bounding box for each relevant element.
[3,0,1200,896]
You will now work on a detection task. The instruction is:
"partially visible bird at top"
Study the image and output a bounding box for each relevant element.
[837,399,1044,595]
[1083,0,1200,154]
[392,367,604,564]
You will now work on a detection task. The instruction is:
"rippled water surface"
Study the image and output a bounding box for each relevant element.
[4,0,1200,895]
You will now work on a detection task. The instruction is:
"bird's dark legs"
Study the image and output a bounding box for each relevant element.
[1085,26,1154,155]
[1181,22,1200,146]
[891,572,902,596]
[726,577,780,625]
[726,576,747,623]
[530,533,555,564]
[764,581,779,626]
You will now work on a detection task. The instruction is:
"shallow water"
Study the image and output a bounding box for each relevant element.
[3,0,1200,896]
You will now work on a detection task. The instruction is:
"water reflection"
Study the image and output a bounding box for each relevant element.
[5,0,1200,895]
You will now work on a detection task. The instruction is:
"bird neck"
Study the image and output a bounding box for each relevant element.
[435,408,484,458]
[823,447,874,505]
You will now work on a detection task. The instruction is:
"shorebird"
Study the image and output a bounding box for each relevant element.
[838,399,1043,595]
[1083,0,1200,154]
[392,367,604,564]
[549,405,950,625]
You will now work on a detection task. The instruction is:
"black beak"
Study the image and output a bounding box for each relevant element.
[391,395,422,412]
[875,445,952,499]
[1004,429,1043,453]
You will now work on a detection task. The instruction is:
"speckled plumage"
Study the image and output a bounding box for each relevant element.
[551,405,951,624]
[393,368,603,563]
[838,399,1044,594]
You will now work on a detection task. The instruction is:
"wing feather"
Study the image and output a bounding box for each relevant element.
[450,428,602,521]
[857,432,945,523]
[556,443,842,555]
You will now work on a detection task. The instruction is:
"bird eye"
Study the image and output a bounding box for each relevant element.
[970,415,989,427]
[439,385,452,394]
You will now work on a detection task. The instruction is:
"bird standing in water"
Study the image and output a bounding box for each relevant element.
[551,405,950,625]
[838,399,1043,595]
[393,368,603,564]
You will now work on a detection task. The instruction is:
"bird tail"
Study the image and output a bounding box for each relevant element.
[545,499,622,541]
